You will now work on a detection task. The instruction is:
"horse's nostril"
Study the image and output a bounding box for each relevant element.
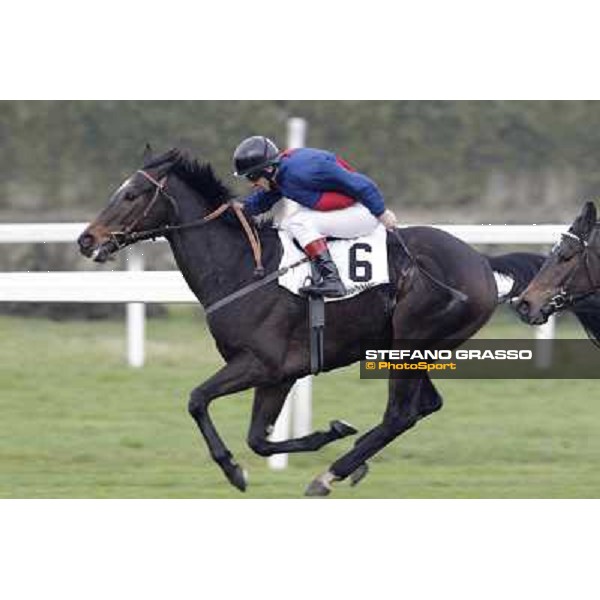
[516,299,530,316]
[78,233,94,249]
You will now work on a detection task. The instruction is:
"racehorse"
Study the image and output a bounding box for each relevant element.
[515,202,600,329]
[77,147,498,496]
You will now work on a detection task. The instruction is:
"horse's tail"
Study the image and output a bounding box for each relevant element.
[485,252,545,297]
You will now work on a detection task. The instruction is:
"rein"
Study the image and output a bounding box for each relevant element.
[390,229,469,303]
[112,170,264,275]
[108,168,312,314]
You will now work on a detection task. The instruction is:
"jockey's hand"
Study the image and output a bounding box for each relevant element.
[378,209,398,230]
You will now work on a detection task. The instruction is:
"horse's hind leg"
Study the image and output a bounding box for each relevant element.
[247,381,357,457]
[306,374,440,496]
[347,375,443,486]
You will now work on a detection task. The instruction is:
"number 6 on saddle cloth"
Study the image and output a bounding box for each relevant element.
[282,226,391,374]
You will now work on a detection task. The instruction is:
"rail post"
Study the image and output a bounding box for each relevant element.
[267,117,311,470]
[126,245,146,367]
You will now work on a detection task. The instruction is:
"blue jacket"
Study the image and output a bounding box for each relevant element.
[242,148,386,217]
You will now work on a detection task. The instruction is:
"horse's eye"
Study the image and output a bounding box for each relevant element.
[124,191,136,201]
[558,241,581,261]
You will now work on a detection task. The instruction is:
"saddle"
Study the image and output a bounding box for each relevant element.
[277,227,390,301]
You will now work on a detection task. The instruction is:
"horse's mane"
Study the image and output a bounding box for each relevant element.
[143,148,233,207]
[143,148,275,230]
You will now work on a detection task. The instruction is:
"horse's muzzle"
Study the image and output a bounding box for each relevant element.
[77,232,117,263]
[77,232,96,258]
[513,297,549,325]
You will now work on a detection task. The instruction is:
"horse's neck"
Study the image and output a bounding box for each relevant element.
[165,178,252,308]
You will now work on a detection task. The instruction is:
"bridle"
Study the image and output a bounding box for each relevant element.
[101,167,311,314]
[546,228,600,311]
[107,169,265,276]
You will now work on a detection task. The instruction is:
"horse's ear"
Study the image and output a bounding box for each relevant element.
[586,201,598,226]
[570,201,597,239]
[142,143,153,165]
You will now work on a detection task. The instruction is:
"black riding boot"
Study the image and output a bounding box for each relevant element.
[300,249,347,298]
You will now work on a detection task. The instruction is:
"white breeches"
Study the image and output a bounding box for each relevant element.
[280,204,380,247]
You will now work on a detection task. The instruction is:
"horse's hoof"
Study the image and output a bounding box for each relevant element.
[305,479,331,497]
[330,420,358,439]
[304,471,337,497]
[350,463,369,487]
[226,463,248,492]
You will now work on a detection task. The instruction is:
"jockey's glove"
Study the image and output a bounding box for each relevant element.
[378,209,398,230]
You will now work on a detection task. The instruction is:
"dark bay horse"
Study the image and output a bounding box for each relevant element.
[515,202,600,328]
[78,148,497,496]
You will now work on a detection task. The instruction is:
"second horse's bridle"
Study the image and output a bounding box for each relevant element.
[546,229,600,310]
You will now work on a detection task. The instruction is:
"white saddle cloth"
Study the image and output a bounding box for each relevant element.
[277,225,390,302]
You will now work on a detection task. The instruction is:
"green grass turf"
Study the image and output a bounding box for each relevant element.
[1,307,599,498]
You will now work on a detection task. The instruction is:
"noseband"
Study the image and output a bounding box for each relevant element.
[109,169,264,276]
[547,229,600,310]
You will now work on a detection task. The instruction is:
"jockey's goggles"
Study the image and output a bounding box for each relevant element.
[245,170,265,182]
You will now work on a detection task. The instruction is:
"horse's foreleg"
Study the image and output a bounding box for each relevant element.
[247,381,357,457]
[306,374,441,496]
[188,354,263,492]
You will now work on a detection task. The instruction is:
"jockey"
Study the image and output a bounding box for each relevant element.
[232,135,398,298]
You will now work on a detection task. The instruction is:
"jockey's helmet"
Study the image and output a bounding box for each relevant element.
[233,136,280,180]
